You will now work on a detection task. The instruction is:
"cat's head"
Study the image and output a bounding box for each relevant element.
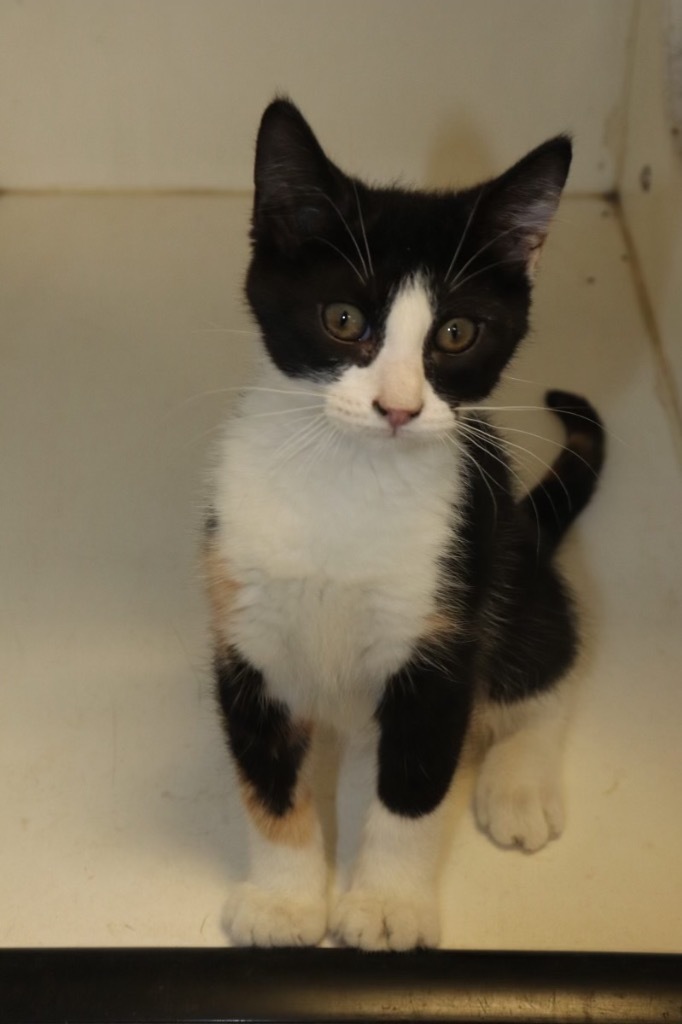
[245,98,571,440]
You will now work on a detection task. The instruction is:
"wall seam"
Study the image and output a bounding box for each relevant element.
[612,195,682,465]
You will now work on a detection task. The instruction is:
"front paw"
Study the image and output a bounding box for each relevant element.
[475,744,564,852]
[331,888,440,951]
[225,882,327,947]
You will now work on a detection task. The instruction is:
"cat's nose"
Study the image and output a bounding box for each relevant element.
[373,399,423,432]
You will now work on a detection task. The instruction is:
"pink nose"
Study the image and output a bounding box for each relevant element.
[373,400,423,432]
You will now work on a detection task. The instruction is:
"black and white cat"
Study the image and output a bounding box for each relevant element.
[204,99,604,950]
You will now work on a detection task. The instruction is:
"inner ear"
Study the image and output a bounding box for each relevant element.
[252,98,354,252]
[479,135,572,273]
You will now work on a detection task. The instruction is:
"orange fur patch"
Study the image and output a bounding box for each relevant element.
[203,539,240,649]
[566,432,594,460]
[420,609,455,647]
[240,781,317,848]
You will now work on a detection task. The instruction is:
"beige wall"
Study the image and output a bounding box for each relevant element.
[620,0,682,412]
[0,0,635,192]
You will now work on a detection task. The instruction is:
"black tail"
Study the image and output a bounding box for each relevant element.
[518,389,605,549]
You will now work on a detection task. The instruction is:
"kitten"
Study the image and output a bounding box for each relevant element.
[204,99,604,950]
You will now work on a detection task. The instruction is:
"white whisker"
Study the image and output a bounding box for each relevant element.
[442,431,500,524]
[495,423,599,475]
[275,413,328,465]
[304,420,340,476]
[464,403,621,441]
[160,384,326,421]
[449,256,523,294]
[448,223,525,292]
[456,421,543,551]
[352,180,374,279]
[502,373,552,387]
[238,385,325,397]
[309,186,369,281]
[462,420,572,507]
[313,235,366,285]
[239,403,326,420]
[444,188,485,284]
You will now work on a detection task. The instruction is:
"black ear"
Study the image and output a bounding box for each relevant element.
[481,135,572,274]
[252,98,349,252]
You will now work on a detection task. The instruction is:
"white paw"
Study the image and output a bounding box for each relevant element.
[225,882,327,947]
[475,745,564,852]
[331,888,440,951]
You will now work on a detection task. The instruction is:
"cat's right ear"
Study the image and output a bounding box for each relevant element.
[251,98,347,253]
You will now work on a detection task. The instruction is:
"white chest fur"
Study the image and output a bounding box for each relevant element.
[212,378,462,727]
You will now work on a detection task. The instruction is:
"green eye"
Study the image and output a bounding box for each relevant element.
[321,302,370,342]
[435,317,480,354]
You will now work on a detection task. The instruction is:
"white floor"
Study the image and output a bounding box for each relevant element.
[0,194,680,952]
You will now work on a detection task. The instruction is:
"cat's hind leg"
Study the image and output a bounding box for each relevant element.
[474,682,571,852]
[474,564,578,852]
[216,651,328,946]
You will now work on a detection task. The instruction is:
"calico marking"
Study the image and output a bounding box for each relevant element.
[239,778,316,848]
[215,650,311,820]
[203,532,240,652]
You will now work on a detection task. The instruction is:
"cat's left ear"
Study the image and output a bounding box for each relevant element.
[481,135,572,276]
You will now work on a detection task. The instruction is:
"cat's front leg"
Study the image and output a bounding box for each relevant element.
[332,657,472,951]
[216,652,327,947]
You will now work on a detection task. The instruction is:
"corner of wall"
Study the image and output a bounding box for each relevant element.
[619,0,682,427]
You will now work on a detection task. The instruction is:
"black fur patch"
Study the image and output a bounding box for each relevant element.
[455,417,579,704]
[215,650,309,818]
[375,649,474,818]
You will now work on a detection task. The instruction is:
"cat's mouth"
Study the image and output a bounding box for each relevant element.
[326,407,456,443]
